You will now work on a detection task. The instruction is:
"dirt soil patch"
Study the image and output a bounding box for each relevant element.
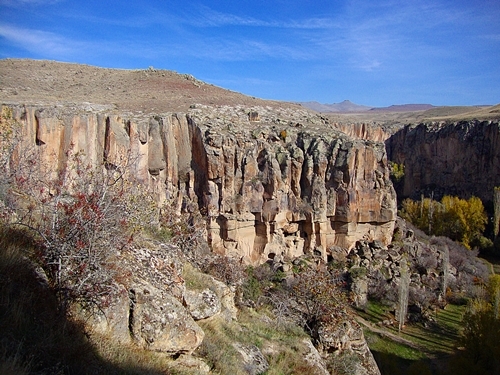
[0,58,302,114]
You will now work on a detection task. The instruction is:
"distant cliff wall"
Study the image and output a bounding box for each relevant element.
[386,120,500,203]
[331,122,391,142]
[6,103,397,264]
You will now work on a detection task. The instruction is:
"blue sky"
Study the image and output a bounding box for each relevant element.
[1,0,499,107]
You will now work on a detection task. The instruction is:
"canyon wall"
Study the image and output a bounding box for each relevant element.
[386,120,500,204]
[329,122,391,142]
[6,103,397,264]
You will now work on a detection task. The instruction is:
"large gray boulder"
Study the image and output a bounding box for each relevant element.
[184,288,221,320]
[129,281,204,354]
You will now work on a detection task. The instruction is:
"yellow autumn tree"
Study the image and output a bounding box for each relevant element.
[400,195,487,249]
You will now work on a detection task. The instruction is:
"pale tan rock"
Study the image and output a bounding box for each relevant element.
[184,288,221,320]
[6,103,397,265]
[301,338,330,375]
[129,281,204,354]
[183,263,238,321]
[233,343,269,375]
[317,319,381,375]
[173,355,210,374]
[71,286,132,345]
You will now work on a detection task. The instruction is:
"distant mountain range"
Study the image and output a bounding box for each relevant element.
[299,100,435,113]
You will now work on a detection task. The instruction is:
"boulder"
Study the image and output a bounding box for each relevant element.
[233,343,269,375]
[129,282,204,354]
[184,288,221,320]
[316,319,381,375]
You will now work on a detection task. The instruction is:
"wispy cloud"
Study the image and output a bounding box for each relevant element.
[183,5,339,30]
[2,0,497,82]
[308,1,479,72]
[151,36,311,62]
[0,0,61,6]
[0,24,77,56]
[0,24,146,62]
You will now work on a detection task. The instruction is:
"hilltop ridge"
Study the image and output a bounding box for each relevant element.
[0,58,302,114]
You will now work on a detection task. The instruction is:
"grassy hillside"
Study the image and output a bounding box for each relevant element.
[358,301,465,375]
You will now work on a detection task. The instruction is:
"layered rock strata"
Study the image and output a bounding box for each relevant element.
[5,103,397,264]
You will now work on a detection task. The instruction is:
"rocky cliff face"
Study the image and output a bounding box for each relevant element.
[386,120,500,203]
[6,102,397,264]
[328,122,391,142]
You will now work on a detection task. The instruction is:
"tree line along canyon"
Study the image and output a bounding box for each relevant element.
[1,58,500,375]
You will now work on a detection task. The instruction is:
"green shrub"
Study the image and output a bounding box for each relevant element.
[242,266,263,302]
[349,266,367,279]
[389,161,405,183]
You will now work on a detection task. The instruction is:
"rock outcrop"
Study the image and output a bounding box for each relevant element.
[128,283,204,354]
[5,103,397,264]
[329,122,391,142]
[0,60,400,375]
[78,242,208,355]
[316,319,381,375]
[347,218,489,320]
[386,120,500,203]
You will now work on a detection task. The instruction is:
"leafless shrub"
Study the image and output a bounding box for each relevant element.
[202,254,245,286]
[408,286,436,311]
[432,236,488,280]
[368,270,395,303]
[415,245,438,271]
[1,121,157,311]
[157,200,207,254]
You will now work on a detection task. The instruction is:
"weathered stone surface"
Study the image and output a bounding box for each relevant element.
[351,276,368,309]
[184,288,221,320]
[331,122,391,142]
[301,338,330,375]
[316,319,381,375]
[386,120,500,203]
[72,285,132,345]
[173,355,211,374]
[73,242,206,356]
[233,343,269,375]
[183,263,238,321]
[5,103,397,264]
[129,281,204,354]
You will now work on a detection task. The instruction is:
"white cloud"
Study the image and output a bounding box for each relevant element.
[0,0,61,6]
[0,24,77,56]
[184,5,339,30]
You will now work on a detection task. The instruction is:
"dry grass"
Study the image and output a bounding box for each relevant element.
[196,307,325,375]
[182,262,211,291]
[0,225,192,375]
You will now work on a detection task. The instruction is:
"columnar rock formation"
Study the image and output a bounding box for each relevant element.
[386,120,500,203]
[6,103,397,264]
[328,122,391,142]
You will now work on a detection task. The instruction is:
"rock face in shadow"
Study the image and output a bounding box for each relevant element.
[386,120,500,203]
[6,103,397,264]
